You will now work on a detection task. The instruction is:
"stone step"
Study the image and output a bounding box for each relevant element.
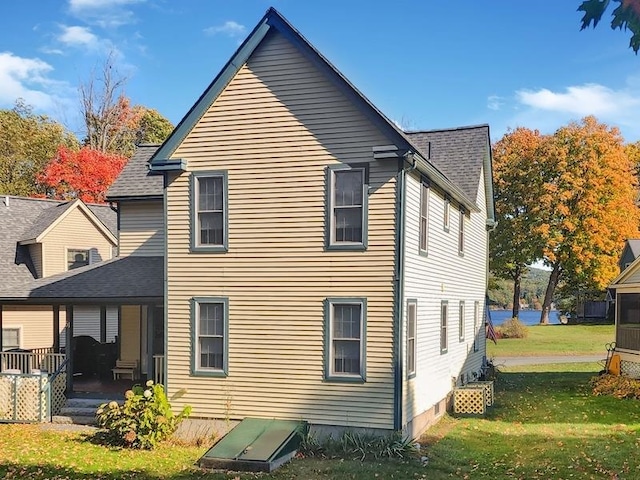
[64,397,117,409]
[52,414,97,425]
[59,406,100,417]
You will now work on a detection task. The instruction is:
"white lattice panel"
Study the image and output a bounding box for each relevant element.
[454,387,486,415]
[467,381,494,406]
[0,376,15,420]
[51,373,66,416]
[621,360,640,379]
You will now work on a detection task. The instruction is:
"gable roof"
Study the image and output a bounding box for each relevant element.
[0,196,117,292]
[0,255,163,304]
[106,144,163,200]
[148,7,492,217]
[622,239,640,262]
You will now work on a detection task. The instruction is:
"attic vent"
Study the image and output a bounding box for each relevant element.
[372,145,401,159]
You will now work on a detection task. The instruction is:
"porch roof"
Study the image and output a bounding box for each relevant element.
[0,256,163,305]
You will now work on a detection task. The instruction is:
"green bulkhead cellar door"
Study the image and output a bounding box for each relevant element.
[199,418,308,472]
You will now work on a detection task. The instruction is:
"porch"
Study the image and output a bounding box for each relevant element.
[616,325,640,352]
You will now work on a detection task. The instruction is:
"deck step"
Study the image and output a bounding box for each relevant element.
[53,397,121,426]
[52,414,98,425]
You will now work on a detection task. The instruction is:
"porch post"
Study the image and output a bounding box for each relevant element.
[99,306,107,343]
[65,305,74,393]
[53,305,60,352]
[147,304,154,382]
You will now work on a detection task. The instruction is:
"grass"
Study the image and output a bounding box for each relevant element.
[487,324,615,357]
[2,361,639,479]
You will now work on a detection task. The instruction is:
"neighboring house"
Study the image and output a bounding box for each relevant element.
[608,239,640,377]
[0,8,495,437]
[0,196,117,351]
[143,8,494,437]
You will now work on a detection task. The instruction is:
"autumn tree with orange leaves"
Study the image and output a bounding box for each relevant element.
[491,116,640,324]
[38,146,127,203]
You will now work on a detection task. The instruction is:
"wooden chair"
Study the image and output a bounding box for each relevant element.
[112,360,138,380]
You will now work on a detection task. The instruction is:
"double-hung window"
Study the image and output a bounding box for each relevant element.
[327,165,367,249]
[419,179,429,254]
[407,299,417,378]
[191,297,228,376]
[192,171,228,251]
[458,208,465,255]
[325,298,366,381]
[440,301,448,354]
[459,301,465,342]
[2,328,20,351]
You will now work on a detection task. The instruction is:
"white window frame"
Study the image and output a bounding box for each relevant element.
[444,196,450,232]
[191,297,228,376]
[407,299,417,378]
[419,179,429,255]
[66,247,91,271]
[441,301,448,354]
[459,301,465,342]
[325,298,366,381]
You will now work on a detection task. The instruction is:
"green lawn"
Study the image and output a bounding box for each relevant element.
[487,324,615,357]
[1,361,639,479]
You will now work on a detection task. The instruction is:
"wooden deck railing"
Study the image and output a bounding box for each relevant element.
[616,325,640,351]
[0,351,66,374]
[153,355,165,385]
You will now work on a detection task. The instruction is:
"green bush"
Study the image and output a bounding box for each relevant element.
[496,317,528,339]
[96,381,191,449]
[591,374,640,399]
[299,430,419,461]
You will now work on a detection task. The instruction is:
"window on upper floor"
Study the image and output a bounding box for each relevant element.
[458,208,465,256]
[419,179,429,255]
[441,300,448,354]
[325,298,366,381]
[67,249,90,270]
[444,197,450,232]
[327,165,367,250]
[2,327,20,351]
[407,299,417,378]
[191,297,228,376]
[192,171,228,252]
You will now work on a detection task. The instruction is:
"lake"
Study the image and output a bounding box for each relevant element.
[489,309,560,326]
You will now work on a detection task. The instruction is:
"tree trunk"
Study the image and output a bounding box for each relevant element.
[540,263,561,324]
[511,267,522,319]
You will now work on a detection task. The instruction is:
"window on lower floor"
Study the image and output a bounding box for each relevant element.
[473,301,480,352]
[325,298,366,381]
[67,249,90,270]
[441,301,448,354]
[2,328,20,351]
[407,299,417,377]
[191,297,228,376]
[459,301,465,342]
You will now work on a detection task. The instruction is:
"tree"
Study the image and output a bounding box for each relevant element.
[535,116,640,323]
[0,100,78,196]
[37,146,127,203]
[80,54,173,157]
[579,0,640,53]
[490,128,546,319]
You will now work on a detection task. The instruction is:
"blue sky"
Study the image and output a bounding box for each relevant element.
[1,0,639,142]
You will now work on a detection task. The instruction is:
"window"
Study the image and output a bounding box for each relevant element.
[444,197,450,232]
[407,300,417,378]
[325,298,366,381]
[191,297,228,376]
[327,165,367,249]
[192,172,228,251]
[618,293,640,325]
[440,301,448,354]
[458,209,465,255]
[419,179,429,254]
[459,301,465,342]
[67,249,89,270]
[473,301,480,352]
[2,328,20,351]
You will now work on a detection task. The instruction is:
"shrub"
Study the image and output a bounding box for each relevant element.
[299,430,419,461]
[96,381,191,449]
[496,317,528,339]
[591,374,640,399]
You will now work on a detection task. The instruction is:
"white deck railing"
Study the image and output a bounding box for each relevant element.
[0,351,66,374]
[153,355,165,385]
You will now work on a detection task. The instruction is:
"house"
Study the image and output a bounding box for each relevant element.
[608,239,640,376]
[0,8,495,437]
[0,196,117,354]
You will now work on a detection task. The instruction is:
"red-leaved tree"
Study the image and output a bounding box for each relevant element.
[38,146,127,203]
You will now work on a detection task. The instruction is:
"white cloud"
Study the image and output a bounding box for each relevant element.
[204,21,247,38]
[516,83,639,116]
[68,0,144,28]
[0,52,69,110]
[487,95,504,111]
[58,25,99,49]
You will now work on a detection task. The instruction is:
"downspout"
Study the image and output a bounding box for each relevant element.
[393,152,417,431]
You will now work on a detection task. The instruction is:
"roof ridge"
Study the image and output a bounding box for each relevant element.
[405,124,490,134]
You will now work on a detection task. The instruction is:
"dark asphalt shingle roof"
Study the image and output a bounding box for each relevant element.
[0,256,163,303]
[406,125,490,204]
[626,239,640,259]
[106,144,163,199]
[0,196,116,291]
